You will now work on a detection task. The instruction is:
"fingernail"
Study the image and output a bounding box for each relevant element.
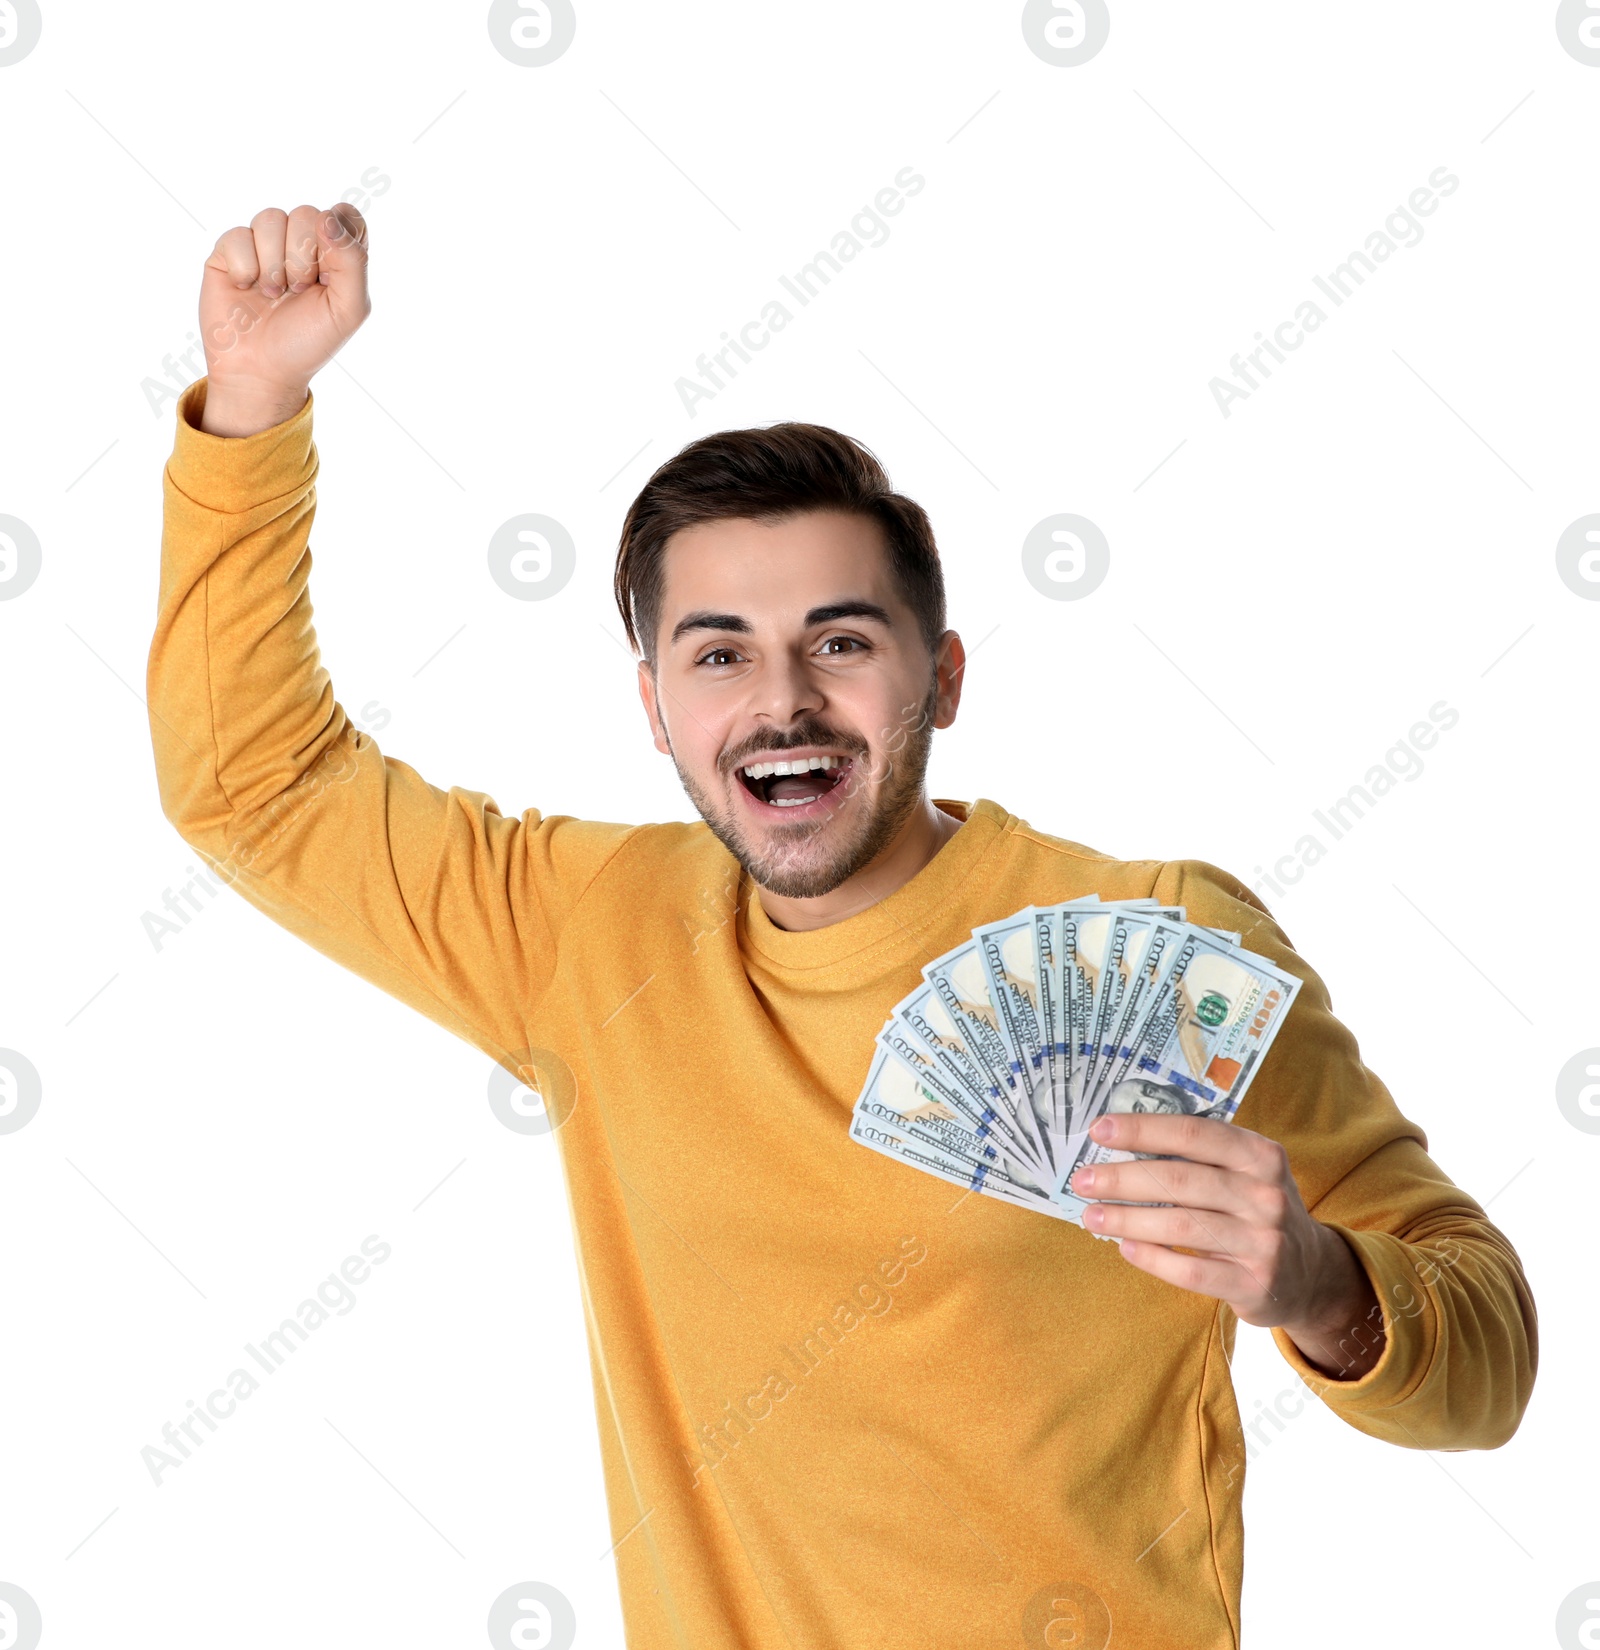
[1091,1116,1116,1142]
[1085,1205,1104,1227]
[289,281,309,294]
[1076,1168,1096,1191]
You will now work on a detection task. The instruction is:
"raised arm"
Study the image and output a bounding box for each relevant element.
[148,204,631,1072]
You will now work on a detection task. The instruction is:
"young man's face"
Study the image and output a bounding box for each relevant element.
[636,509,964,899]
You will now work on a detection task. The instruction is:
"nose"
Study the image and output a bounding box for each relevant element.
[748,644,825,727]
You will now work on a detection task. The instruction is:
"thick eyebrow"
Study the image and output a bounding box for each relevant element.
[670,611,752,646]
[804,600,894,630]
[668,600,894,648]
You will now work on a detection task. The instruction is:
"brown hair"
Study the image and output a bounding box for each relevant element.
[613,422,947,666]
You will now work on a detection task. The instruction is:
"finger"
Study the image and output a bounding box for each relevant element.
[206,225,262,291]
[251,206,290,298]
[1072,1156,1247,1214]
[1113,1236,1245,1303]
[283,203,325,292]
[1089,1111,1269,1172]
[1085,1198,1255,1261]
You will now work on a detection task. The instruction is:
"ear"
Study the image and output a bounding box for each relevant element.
[636,659,673,756]
[932,629,966,729]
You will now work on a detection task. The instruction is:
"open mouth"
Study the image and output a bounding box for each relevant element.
[735,753,854,814]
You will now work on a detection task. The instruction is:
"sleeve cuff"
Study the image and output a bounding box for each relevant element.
[1270,1223,1439,1418]
[165,376,316,513]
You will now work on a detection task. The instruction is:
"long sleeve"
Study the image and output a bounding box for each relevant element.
[146,375,633,1073]
[1150,858,1538,1451]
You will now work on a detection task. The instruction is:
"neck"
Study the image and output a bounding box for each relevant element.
[755,793,963,933]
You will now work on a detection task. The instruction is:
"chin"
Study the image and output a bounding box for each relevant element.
[723,779,876,899]
[671,715,937,904]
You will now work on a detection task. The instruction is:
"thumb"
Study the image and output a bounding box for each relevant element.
[316,203,369,288]
[313,203,371,333]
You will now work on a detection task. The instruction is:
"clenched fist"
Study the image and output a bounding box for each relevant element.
[197,203,371,436]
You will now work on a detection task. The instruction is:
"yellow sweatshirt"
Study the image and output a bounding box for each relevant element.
[148,378,1536,1650]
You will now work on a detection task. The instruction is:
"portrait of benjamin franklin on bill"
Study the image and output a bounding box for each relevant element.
[1105,1077,1230,1123]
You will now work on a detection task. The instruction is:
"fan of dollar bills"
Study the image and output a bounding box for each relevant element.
[849,896,1304,1229]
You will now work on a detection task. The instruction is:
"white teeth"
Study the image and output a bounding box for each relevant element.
[741,754,845,781]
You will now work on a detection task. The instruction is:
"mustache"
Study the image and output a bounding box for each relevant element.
[719,720,868,774]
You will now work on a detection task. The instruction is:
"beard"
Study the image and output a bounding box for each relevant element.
[666,677,940,901]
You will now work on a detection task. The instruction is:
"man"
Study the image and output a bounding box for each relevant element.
[1106,1076,1230,1122]
[148,202,1536,1650]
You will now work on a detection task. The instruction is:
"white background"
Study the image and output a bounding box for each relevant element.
[0,2,1593,1645]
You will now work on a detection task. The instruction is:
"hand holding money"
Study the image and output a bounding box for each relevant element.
[1073,1111,1384,1378]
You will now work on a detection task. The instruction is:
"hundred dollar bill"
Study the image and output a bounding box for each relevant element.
[1029,904,1071,1166]
[890,979,1050,1176]
[922,938,1053,1171]
[1070,904,1235,1138]
[1058,928,1303,1192]
[974,909,1055,1173]
[1029,897,1117,1168]
[853,1043,1042,1188]
[1077,908,1153,1133]
[874,1023,1052,1194]
[850,1111,1079,1222]
[1060,905,1105,1146]
[1062,904,1138,1142]
[1079,910,1204,1121]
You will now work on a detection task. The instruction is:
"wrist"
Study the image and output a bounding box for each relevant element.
[1282,1225,1385,1380]
[198,375,309,438]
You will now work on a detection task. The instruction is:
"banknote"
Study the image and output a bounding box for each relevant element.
[853,1043,1050,1196]
[974,910,1055,1164]
[889,979,1050,1176]
[1030,897,1099,1162]
[1061,927,1304,1192]
[921,939,1053,1171]
[873,1023,1051,1193]
[852,894,1303,1234]
[849,1053,1079,1221]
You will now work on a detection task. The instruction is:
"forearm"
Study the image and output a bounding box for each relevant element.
[1271,1217,1537,1451]
[149,376,330,846]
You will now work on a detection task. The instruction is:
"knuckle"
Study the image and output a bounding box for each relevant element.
[1256,1185,1289,1225]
